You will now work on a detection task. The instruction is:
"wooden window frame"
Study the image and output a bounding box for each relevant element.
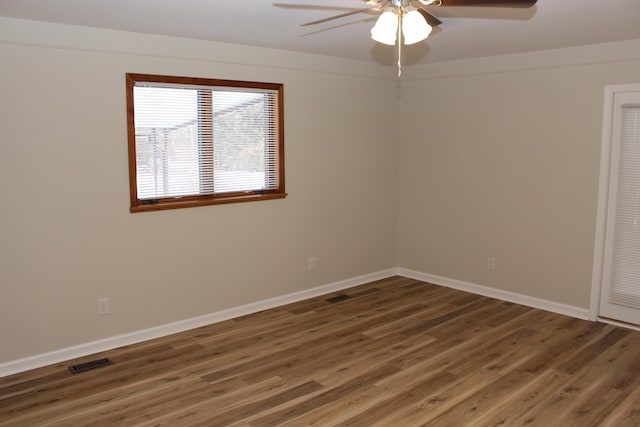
[126,73,286,213]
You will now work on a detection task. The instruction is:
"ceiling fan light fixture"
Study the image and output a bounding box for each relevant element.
[293,0,538,76]
[402,8,432,45]
[371,9,398,46]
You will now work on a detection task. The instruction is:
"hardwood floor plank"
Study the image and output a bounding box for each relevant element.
[508,329,640,427]
[333,370,458,427]
[555,327,630,374]
[373,329,542,425]
[360,302,456,339]
[203,380,325,427]
[126,377,302,427]
[419,368,537,426]
[517,321,610,374]
[600,382,640,427]
[465,368,572,427]
[377,325,536,393]
[246,364,401,426]
[276,384,392,426]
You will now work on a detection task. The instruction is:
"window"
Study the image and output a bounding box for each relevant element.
[126,73,285,212]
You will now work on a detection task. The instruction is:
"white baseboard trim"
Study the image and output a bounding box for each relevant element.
[395,268,590,320]
[0,269,396,378]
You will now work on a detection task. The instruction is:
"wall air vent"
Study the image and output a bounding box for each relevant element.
[68,358,113,374]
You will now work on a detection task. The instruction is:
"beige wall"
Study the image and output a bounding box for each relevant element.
[0,18,398,363]
[396,41,640,308]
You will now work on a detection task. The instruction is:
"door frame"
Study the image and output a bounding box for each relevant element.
[590,82,640,322]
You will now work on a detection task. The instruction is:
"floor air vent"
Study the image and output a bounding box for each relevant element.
[68,358,112,374]
[326,294,353,303]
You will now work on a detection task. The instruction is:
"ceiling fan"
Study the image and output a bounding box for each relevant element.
[279,0,537,76]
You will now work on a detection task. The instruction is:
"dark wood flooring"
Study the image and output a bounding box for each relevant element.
[2,276,640,426]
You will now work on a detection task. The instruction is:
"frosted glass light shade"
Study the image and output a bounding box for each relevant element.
[402,9,432,45]
[371,10,398,45]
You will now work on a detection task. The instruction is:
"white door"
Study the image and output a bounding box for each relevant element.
[599,88,640,325]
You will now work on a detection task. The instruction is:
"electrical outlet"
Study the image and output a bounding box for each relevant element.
[98,298,109,315]
[488,257,496,271]
[308,257,317,271]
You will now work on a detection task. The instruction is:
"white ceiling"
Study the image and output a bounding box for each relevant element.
[1,0,639,66]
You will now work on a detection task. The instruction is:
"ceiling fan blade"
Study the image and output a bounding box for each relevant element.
[438,0,536,7]
[300,7,379,26]
[417,8,442,27]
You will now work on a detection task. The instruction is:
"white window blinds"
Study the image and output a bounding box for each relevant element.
[609,105,640,309]
[133,83,280,201]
